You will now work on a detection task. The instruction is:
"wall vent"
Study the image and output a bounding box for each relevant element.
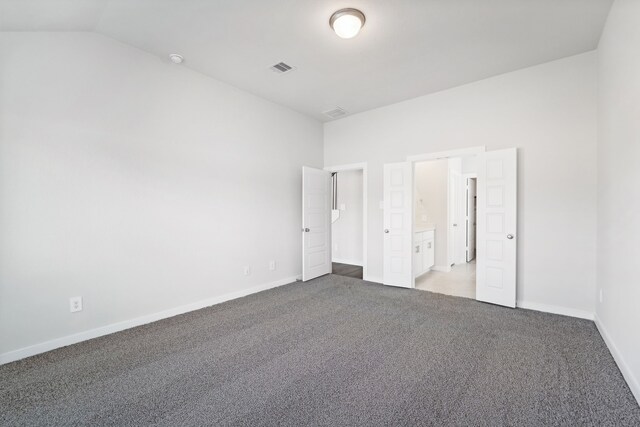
[270,62,295,73]
[323,107,348,119]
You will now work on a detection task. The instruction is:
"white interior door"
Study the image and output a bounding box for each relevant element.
[447,158,465,266]
[383,162,413,288]
[476,148,517,307]
[302,166,332,281]
[453,171,466,264]
[466,178,477,262]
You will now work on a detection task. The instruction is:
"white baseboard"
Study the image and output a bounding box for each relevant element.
[431,265,452,273]
[331,258,363,267]
[516,300,594,320]
[0,275,298,366]
[594,315,640,406]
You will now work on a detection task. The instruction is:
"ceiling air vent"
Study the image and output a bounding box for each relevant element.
[270,62,295,74]
[323,107,348,119]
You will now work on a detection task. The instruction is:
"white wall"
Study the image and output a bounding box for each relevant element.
[324,52,598,316]
[331,170,363,265]
[0,32,323,358]
[596,0,640,403]
[414,159,448,268]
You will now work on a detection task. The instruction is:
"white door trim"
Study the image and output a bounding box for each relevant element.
[408,147,484,287]
[407,146,486,163]
[324,162,368,281]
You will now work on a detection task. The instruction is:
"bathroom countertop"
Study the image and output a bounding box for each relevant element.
[415,224,436,233]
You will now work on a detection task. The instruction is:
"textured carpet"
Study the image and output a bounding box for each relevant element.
[1,275,639,426]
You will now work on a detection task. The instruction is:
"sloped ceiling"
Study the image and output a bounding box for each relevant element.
[0,0,613,121]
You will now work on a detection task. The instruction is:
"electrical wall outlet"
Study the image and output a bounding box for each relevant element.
[243,266,251,276]
[269,261,276,271]
[69,296,83,313]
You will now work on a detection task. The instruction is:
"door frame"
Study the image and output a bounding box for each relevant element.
[463,173,478,262]
[323,162,369,281]
[407,146,485,288]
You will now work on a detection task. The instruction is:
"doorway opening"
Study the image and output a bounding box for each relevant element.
[465,176,477,263]
[412,156,478,299]
[381,146,516,307]
[325,163,368,280]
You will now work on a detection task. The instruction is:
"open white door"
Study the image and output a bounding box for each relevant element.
[302,166,332,281]
[383,162,413,288]
[476,148,517,307]
[449,167,466,265]
[466,178,477,262]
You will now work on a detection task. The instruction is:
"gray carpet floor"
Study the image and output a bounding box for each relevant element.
[1,275,639,426]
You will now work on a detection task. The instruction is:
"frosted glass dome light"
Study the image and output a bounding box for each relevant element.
[330,9,365,39]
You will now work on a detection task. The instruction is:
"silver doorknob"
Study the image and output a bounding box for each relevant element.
[384,229,389,233]
[507,234,514,239]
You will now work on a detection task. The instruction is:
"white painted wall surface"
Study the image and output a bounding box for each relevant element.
[596,0,640,403]
[414,160,448,268]
[0,32,323,357]
[331,170,363,265]
[324,52,598,316]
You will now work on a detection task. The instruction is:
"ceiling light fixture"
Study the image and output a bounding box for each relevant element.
[330,8,365,39]
[169,54,184,64]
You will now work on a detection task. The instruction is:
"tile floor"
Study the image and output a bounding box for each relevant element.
[415,260,476,299]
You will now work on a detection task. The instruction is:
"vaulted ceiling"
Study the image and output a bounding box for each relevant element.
[1,0,613,121]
